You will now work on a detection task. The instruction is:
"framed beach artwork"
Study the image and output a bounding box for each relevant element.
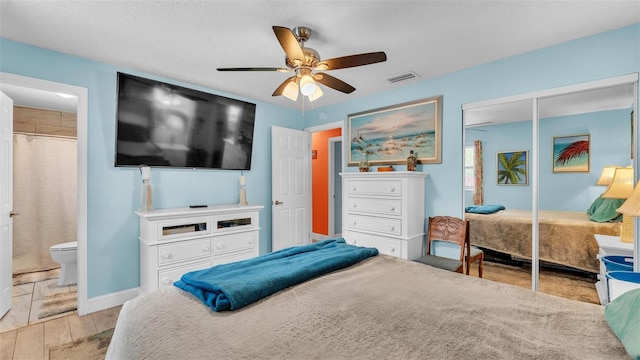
[552,134,590,173]
[347,96,442,166]
[496,150,528,185]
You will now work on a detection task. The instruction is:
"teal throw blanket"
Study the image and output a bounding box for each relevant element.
[465,205,505,214]
[174,238,378,311]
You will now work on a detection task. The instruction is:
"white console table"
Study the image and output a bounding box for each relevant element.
[594,234,634,305]
[137,204,263,294]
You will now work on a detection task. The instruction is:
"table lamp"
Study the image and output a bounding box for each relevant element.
[602,167,635,242]
[597,165,621,186]
[617,179,640,242]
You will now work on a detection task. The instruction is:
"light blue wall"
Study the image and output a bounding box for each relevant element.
[465,109,631,211]
[1,23,638,298]
[0,39,304,297]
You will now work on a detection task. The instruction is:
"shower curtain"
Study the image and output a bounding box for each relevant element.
[13,134,77,275]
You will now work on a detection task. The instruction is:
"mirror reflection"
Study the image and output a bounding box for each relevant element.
[463,82,635,304]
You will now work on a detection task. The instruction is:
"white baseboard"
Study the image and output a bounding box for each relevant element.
[312,233,343,242]
[79,287,140,315]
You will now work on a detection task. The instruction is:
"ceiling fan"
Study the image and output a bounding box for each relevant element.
[217,26,387,102]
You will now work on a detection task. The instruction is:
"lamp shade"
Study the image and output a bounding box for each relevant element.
[596,165,621,186]
[617,181,640,216]
[282,81,299,101]
[299,74,316,96]
[602,167,634,199]
[308,84,324,102]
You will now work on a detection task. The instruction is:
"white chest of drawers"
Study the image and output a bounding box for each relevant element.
[137,204,263,294]
[594,234,633,305]
[340,172,427,260]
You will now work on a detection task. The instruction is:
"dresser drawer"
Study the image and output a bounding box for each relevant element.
[347,179,402,197]
[158,260,211,289]
[346,214,402,236]
[345,231,402,257]
[347,197,402,216]
[213,231,258,255]
[213,250,256,266]
[157,238,211,265]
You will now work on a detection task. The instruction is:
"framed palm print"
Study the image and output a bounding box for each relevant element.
[497,150,528,185]
[552,134,590,173]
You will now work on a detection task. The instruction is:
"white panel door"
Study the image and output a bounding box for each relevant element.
[271,126,311,251]
[0,92,13,318]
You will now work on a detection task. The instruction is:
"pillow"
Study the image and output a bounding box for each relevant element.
[589,196,624,223]
[587,194,605,215]
[605,288,640,359]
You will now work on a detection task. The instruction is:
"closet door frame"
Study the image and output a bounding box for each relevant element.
[462,73,639,291]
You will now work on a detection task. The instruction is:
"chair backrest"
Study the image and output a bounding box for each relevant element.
[426,216,470,267]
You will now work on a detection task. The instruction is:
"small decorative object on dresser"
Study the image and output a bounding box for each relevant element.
[137,204,263,294]
[139,165,153,211]
[358,151,370,172]
[340,171,427,260]
[239,172,248,205]
[407,150,417,171]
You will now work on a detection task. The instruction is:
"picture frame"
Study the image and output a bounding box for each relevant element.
[496,150,528,185]
[552,134,590,173]
[347,95,442,166]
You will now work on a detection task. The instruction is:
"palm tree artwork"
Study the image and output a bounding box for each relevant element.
[497,151,528,185]
[553,134,590,172]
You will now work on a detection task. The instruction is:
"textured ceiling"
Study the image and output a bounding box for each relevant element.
[1,1,639,111]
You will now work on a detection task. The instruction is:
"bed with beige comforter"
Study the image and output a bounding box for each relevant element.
[466,209,621,273]
[106,254,627,359]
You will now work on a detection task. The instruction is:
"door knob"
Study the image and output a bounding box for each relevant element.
[9,211,18,217]
[274,200,284,205]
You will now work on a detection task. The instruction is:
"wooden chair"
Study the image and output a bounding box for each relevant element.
[417,216,484,277]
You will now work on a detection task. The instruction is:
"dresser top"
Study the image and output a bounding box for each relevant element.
[136,204,264,219]
[339,171,428,178]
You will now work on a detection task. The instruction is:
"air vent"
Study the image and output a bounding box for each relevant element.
[387,71,420,83]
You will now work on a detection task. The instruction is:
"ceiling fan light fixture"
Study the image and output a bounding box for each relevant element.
[308,85,324,102]
[299,74,316,96]
[282,80,299,101]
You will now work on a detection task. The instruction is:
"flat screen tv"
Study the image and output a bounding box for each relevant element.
[115,72,256,170]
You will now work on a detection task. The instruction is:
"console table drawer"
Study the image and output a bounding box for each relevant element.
[347,214,402,235]
[158,238,211,265]
[213,231,258,255]
[347,197,402,216]
[158,260,211,289]
[347,180,402,197]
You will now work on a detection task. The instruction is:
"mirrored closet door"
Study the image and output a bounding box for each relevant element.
[463,74,638,301]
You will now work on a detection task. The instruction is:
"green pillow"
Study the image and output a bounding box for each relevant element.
[587,195,605,215]
[589,197,624,222]
[605,288,640,359]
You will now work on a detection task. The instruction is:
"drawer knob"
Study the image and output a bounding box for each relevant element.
[389,186,395,192]
[162,252,171,259]
[203,245,210,252]
[389,247,395,253]
[248,239,254,245]
[389,206,395,212]
[217,244,225,249]
[162,278,172,284]
[352,186,357,191]
[389,225,395,231]
[352,220,357,225]
[352,203,357,208]
[353,240,357,244]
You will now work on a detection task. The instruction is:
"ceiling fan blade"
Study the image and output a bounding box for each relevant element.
[217,67,291,72]
[272,26,305,64]
[314,73,356,94]
[272,76,298,96]
[317,52,387,70]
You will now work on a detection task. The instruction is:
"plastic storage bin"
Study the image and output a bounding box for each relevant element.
[606,271,640,302]
[602,255,634,272]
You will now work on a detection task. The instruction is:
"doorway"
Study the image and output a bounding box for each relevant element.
[307,121,343,241]
[0,72,88,315]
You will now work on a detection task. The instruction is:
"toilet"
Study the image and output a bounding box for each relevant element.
[50,241,78,286]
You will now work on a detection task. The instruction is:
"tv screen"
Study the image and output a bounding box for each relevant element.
[115,72,256,170]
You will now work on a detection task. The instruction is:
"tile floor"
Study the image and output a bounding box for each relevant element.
[0,271,122,360]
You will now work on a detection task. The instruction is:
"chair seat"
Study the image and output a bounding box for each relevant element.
[413,255,463,272]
